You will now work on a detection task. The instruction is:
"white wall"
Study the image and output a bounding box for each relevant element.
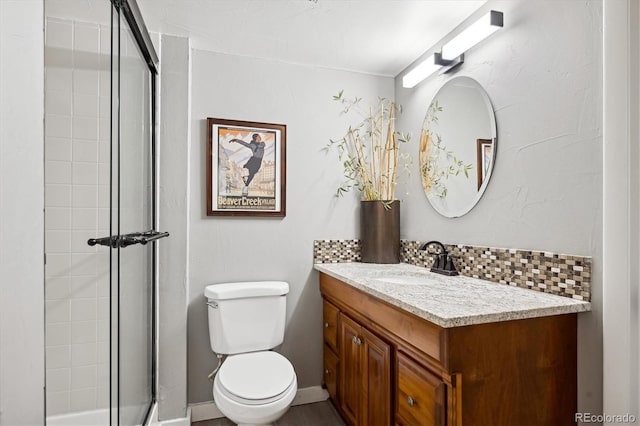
[395,0,603,416]
[0,1,45,424]
[602,0,640,419]
[187,49,394,403]
[157,34,190,421]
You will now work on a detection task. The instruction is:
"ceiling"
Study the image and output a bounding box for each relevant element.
[45,0,487,76]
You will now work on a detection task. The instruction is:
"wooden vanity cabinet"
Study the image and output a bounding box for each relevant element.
[320,272,578,426]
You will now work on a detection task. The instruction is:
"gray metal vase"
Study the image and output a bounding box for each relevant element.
[360,200,400,263]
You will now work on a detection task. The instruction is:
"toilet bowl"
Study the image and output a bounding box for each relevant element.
[205,281,298,425]
[212,351,297,425]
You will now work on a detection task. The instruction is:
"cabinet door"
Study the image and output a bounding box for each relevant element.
[323,299,340,353]
[362,328,392,426]
[339,313,362,426]
[323,345,339,403]
[396,352,446,426]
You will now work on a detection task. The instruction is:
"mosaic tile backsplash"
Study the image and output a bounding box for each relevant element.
[313,239,592,302]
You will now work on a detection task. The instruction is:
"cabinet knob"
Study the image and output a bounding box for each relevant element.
[325,369,330,375]
[324,322,329,328]
[407,396,416,407]
[352,336,362,345]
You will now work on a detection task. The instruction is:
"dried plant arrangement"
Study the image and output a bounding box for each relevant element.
[326,90,411,202]
[420,100,472,198]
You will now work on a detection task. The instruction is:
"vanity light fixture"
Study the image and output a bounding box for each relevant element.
[402,10,503,89]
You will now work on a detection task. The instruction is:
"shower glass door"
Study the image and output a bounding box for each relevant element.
[109,1,158,424]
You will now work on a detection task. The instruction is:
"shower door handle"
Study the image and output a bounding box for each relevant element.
[87,235,119,248]
[118,230,170,248]
[87,231,169,248]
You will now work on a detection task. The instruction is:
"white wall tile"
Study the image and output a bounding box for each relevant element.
[96,385,109,409]
[97,185,109,208]
[46,20,72,49]
[71,365,97,389]
[46,368,70,392]
[70,298,97,321]
[72,117,98,140]
[46,391,70,416]
[71,185,97,208]
[45,184,71,208]
[46,208,71,231]
[99,96,110,119]
[73,70,99,95]
[97,275,109,298]
[46,90,72,116]
[46,67,72,92]
[70,388,96,411]
[99,25,110,55]
[97,208,109,230]
[71,321,97,344]
[46,276,70,300]
[98,139,110,162]
[98,118,110,141]
[45,253,71,277]
[71,342,96,366]
[46,137,72,162]
[69,253,97,276]
[98,162,109,185]
[73,92,99,118]
[45,115,72,139]
[46,230,71,253]
[46,300,70,324]
[97,320,109,342]
[97,297,109,320]
[46,323,70,347]
[45,161,71,185]
[71,208,97,230]
[99,70,110,96]
[73,23,99,54]
[46,346,71,369]
[70,276,97,299]
[72,162,97,185]
[97,341,108,364]
[72,139,98,162]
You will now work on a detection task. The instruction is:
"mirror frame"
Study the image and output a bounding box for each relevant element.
[419,76,497,218]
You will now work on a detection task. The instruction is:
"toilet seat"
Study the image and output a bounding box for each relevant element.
[217,351,296,406]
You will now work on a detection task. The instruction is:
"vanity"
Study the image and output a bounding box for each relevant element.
[316,262,590,426]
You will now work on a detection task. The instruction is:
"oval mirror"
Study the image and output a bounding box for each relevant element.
[419,76,497,217]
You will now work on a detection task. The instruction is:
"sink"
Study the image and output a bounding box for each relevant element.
[374,275,433,285]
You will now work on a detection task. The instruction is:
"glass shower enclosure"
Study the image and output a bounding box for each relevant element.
[43,1,163,424]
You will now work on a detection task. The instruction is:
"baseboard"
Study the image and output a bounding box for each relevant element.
[190,385,329,422]
[159,407,191,426]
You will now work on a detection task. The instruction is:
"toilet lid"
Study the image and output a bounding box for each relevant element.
[218,352,296,403]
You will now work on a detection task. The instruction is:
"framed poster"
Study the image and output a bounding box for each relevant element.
[476,138,494,190]
[207,118,286,217]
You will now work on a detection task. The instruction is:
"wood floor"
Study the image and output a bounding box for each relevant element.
[192,401,346,426]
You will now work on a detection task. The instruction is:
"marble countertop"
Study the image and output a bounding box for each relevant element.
[314,262,591,328]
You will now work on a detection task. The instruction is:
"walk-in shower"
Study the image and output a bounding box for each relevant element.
[44,1,163,424]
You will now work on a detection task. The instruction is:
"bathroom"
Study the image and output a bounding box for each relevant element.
[0,0,636,425]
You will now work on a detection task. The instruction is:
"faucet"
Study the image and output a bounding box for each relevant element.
[419,241,459,276]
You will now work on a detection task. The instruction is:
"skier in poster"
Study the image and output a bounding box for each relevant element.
[230,133,265,195]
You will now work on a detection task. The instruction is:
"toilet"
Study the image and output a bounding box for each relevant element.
[205,281,298,425]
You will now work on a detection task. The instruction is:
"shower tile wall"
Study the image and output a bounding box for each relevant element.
[45,18,110,416]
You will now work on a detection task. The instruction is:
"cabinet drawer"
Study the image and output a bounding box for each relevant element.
[323,345,339,402]
[396,352,446,426]
[323,299,340,353]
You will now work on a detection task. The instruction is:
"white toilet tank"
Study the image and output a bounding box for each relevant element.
[205,281,289,355]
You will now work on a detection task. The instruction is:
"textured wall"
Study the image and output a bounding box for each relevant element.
[0,1,45,424]
[187,49,394,403]
[395,0,603,416]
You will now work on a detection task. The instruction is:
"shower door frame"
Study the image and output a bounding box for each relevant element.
[110,0,159,424]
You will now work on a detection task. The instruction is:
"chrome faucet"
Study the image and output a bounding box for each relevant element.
[420,241,459,276]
